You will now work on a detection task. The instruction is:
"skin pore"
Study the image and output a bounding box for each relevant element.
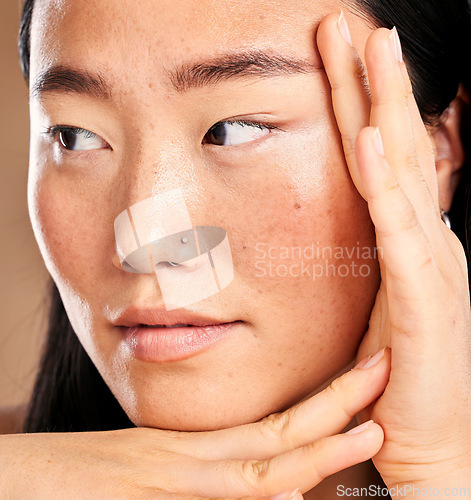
[27,0,399,493]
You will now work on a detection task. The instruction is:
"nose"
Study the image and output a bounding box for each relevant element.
[113,187,234,310]
[114,188,194,273]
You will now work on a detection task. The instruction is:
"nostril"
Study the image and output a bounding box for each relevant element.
[155,260,202,273]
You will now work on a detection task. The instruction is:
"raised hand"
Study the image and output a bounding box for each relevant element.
[317,10,471,491]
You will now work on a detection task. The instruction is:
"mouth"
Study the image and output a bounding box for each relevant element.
[121,321,242,362]
[142,323,223,328]
[114,304,235,328]
[113,305,243,362]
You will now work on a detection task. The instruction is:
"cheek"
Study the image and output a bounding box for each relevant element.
[28,157,118,339]
[224,122,378,285]
[218,119,380,366]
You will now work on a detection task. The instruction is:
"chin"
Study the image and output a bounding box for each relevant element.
[125,394,293,432]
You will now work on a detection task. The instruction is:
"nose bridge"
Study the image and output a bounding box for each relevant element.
[120,133,196,207]
[113,134,199,266]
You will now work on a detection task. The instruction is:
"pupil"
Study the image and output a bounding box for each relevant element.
[210,123,226,145]
[60,130,78,150]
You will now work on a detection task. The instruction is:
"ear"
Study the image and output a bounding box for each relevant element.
[429,84,469,212]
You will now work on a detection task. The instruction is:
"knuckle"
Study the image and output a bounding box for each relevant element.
[354,53,368,83]
[322,374,354,420]
[342,135,357,161]
[406,150,421,171]
[380,180,412,224]
[371,90,408,110]
[417,240,436,268]
[310,450,325,481]
[258,410,288,437]
[298,441,325,481]
[239,459,270,493]
[372,170,401,201]
[370,95,394,109]
[258,410,294,446]
[330,78,345,92]
[326,374,345,396]
[397,204,420,233]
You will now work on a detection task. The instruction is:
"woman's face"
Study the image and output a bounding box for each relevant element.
[28,0,380,430]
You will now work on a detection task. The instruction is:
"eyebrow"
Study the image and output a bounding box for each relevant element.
[168,50,318,91]
[31,50,319,99]
[31,65,110,99]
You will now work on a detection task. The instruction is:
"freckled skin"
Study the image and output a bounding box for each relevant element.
[28,0,379,432]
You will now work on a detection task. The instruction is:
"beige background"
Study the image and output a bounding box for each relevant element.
[0,0,49,408]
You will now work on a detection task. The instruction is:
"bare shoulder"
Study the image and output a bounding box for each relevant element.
[0,404,28,434]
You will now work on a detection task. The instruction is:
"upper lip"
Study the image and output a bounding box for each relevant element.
[115,305,234,328]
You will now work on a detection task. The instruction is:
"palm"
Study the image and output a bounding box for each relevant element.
[356,242,471,485]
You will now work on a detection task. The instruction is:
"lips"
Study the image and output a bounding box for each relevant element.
[114,305,231,328]
[113,305,242,362]
[143,323,223,329]
[152,323,191,328]
[120,322,241,362]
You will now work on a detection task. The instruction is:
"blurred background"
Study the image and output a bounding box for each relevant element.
[0,0,49,409]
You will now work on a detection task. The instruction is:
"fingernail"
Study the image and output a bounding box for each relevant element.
[270,488,303,500]
[338,10,353,46]
[372,127,385,157]
[346,419,374,435]
[389,26,403,63]
[363,347,386,369]
[354,347,386,370]
[353,354,370,369]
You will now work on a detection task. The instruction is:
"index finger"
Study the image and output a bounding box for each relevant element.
[316,11,371,198]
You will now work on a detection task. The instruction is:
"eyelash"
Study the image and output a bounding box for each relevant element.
[43,125,96,139]
[42,119,283,149]
[213,119,280,131]
[202,119,282,145]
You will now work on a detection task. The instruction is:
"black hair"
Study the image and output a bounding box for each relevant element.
[22,281,134,432]
[19,2,133,433]
[343,0,471,254]
[18,0,471,433]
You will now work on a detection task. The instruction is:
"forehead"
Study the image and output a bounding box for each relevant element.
[30,0,340,82]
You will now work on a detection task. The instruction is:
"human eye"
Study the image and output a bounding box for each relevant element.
[44,126,110,151]
[203,120,279,146]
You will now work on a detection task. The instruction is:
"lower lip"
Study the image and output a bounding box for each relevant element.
[121,322,241,362]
